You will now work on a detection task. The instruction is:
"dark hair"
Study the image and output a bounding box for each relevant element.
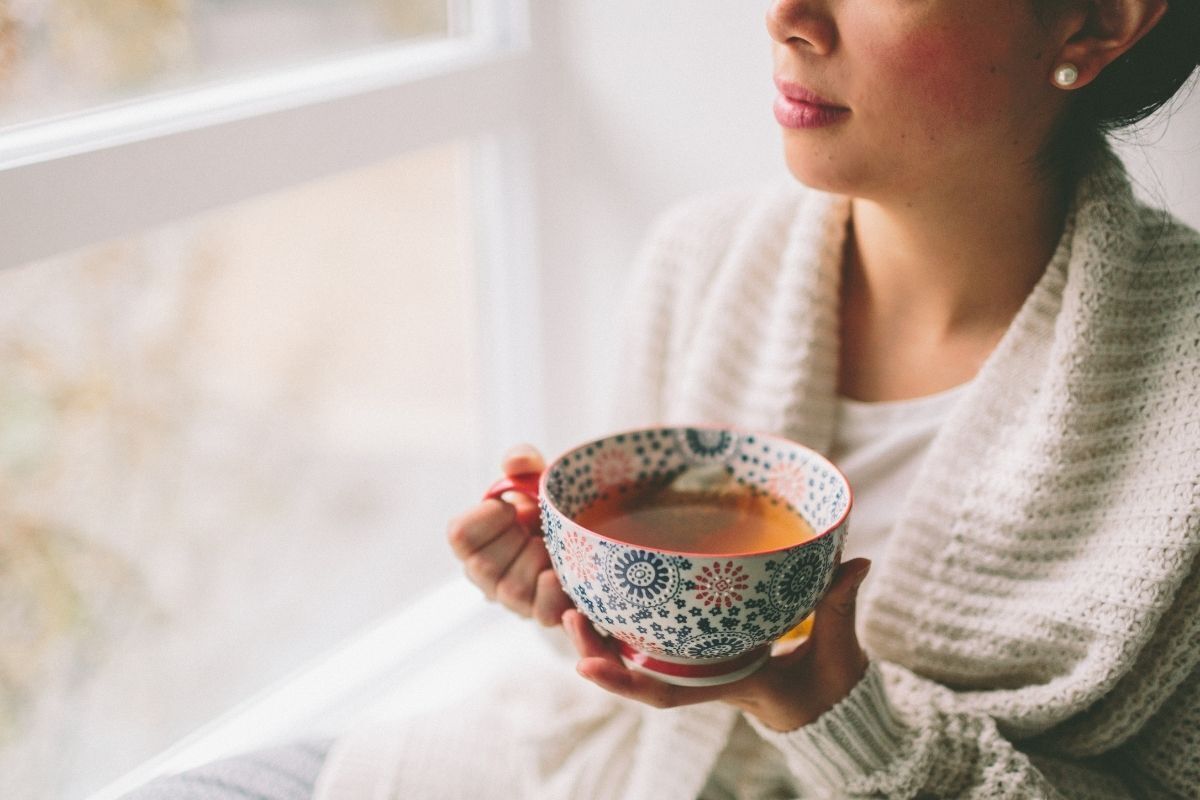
[1043,0,1200,182]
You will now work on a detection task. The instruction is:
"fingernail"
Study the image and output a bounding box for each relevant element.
[563,613,581,645]
[852,561,872,591]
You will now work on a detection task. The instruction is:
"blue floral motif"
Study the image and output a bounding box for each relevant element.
[685,428,734,457]
[681,631,757,659]
[668,427,742,466]
[767,535,836,617]
[605,549,680,608]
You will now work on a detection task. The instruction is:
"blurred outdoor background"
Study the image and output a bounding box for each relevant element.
[0,2,1196,798]
[1,3,477,797]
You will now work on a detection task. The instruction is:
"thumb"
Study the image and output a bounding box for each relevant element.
[502,443,545,478]
[811,558,871,659]
[499,444,545,532]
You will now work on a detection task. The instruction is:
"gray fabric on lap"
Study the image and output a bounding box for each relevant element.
[120,739,332,800]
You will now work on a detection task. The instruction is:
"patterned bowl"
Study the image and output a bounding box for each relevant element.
[489,426,851,686]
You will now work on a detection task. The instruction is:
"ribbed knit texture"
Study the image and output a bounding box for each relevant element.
[316,149,1200,799]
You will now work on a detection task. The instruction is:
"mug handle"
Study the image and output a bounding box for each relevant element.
[482,472,543,531]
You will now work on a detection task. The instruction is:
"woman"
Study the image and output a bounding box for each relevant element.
[130,0,1199,797]
[429,0,1200,796]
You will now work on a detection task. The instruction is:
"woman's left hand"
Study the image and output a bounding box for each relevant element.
[562,558,872,732]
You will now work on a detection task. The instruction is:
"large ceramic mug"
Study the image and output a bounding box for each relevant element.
[485,426,852,686]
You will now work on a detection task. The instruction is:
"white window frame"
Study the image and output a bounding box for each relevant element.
[1,1,547,795]
[0,1,522,263]
[0,0,545,491]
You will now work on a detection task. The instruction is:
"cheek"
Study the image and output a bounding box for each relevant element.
[865,33,1012,137]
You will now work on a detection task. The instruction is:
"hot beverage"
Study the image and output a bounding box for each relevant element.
[574,480,815,554]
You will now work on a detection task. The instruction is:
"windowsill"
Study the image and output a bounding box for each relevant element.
[89,578,555,800]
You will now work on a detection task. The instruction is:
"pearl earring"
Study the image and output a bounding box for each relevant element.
[1053,63,1079,88]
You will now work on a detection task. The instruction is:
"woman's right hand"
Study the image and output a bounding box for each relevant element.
[447,444,573,627]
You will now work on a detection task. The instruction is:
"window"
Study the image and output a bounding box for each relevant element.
[0,2,541,797]
[0,0,467,128]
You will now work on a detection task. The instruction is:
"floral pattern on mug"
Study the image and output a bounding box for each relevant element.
[767,535,837,617]
[616,629,671,655]
[605,548,680,608]
[562,527,596,583]
[591,447,636,492]
[767,461,807,507]
[693,561,749,609]
[681,630,758,659]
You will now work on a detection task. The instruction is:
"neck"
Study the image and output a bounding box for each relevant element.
[835,166,1072,401]
[846,170,1070,337]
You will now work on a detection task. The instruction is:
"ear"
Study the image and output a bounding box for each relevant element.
[1052,0,1168,89]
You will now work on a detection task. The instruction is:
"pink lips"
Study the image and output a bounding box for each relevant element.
[773,77,849,130]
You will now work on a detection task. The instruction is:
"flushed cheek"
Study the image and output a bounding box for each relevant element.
[865,34,1014,141]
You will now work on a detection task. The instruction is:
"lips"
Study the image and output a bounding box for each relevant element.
[773,77,850,130]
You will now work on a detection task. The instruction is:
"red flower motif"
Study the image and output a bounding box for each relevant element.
[694,561,749,608]
[767,462,807,506]
[592,448,636,492]
[617,630,669,655]
[563,528,596,582]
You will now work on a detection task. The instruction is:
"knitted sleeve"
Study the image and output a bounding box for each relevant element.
[748,636,1200,799]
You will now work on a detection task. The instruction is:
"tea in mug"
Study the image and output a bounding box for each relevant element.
[574,480,815,554]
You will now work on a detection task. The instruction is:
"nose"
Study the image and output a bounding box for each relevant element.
[765,0,836,55]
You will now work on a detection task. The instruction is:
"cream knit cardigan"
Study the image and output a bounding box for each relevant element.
[315,151,1200,799]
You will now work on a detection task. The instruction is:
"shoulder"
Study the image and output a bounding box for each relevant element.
[1065,159,1200,473]
[1068,152,1200,340]
[1073,149,1200,280]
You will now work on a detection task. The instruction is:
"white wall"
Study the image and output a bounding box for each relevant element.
[1114,83,1200,225]
[527,1,1200,453]
[528,2,781,453]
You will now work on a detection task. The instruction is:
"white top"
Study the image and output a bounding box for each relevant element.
[830,383,973,564]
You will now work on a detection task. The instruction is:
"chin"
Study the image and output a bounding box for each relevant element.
[780,138,878,199]
[782,154,852,196]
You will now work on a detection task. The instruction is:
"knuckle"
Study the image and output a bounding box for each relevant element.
[495,578,532,612]
[535,584,570,626]
[491,498,518,523]
[462,566,495,600]
[446,517,469,549]
[464,553,501,587]
[537,568,561,591]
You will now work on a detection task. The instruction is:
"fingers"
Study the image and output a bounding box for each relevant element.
[451,494,547,611]
[447,499,517,560]
[532,569,573,627]
[811,557,871,672]
[562,610,619,662]
[461,521,528,600]
[562,610,735,709]
[498,444,545,531]
[493,536,551,616]
[563,611,643,697]
[448,443,558,621]
[452,505,568,622]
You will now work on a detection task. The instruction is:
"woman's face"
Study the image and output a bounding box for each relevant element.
[767,0,1070,200]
